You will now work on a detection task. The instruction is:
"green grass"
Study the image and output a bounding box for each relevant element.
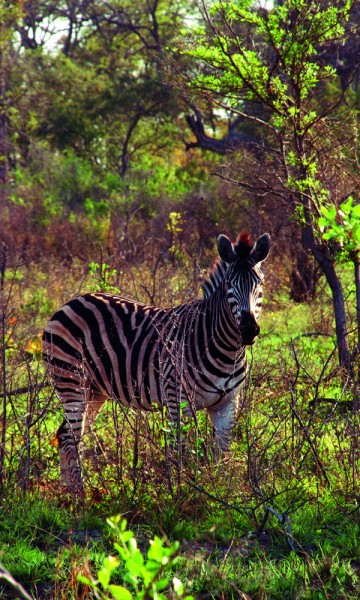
[1,488,360,599]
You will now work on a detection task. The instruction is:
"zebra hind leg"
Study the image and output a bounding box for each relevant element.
[56,388,108,493]
[57,414,84,493]
[55,379,88,493]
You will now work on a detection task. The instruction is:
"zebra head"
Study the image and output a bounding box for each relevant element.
[217,231,270,346]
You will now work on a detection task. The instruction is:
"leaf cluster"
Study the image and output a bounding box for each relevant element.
[319,196,360,259]
[79,516,192,600]
[186,0,350,127]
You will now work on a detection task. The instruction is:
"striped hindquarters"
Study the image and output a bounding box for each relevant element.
[43,292,169,410]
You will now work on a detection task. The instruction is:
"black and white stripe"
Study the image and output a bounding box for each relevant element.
[43,232,270,490]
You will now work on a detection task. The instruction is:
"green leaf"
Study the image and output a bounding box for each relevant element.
[118,530,135,544]
[320,204,337,221]
[123,571,139,587]
[148,537,168,562]
[125,554,145,577]
[98,556,119,589]
[108,585,133,600]
[155,578,170,591]
[145,558,163,574]
[77,574,93,586]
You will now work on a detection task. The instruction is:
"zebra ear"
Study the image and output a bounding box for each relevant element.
[217,234,237,263]
[251,233,271,264]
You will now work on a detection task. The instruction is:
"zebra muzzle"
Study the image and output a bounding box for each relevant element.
[239,310,260,345]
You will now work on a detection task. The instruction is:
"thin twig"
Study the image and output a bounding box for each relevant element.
[0,382,50,399]
[0,562,32,600]
[256,506,296,552]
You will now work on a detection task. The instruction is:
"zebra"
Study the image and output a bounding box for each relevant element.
[43,231,270,492]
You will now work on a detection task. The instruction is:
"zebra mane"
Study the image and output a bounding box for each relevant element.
[201,232,254,299]
[201,259,228,299]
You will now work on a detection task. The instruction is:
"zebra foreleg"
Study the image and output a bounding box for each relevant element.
[165,393,192,464]
[208,396,236,458]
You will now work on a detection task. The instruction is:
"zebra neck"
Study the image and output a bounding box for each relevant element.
[203,284,242,348]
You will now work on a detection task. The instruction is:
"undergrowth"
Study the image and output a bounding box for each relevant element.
[0,255,359,599]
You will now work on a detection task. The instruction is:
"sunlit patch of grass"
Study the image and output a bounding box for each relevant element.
[1,541,53,589]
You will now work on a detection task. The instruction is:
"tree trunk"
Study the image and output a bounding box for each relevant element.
[353,258,360,410]
[324,264,353,377]
[0,50,8,190]
[302,223,353,377]
[354,258,360,351]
